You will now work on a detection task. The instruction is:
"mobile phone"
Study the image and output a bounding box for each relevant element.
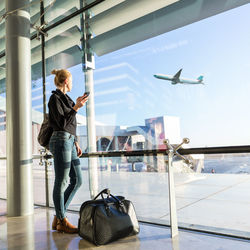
[83,91,90,98]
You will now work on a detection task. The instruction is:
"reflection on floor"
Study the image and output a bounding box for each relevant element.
[0,200,250,250]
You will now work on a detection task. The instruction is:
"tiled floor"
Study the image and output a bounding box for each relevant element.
[0,200,250,250]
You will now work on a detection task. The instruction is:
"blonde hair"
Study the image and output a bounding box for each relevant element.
[51,69,71,87]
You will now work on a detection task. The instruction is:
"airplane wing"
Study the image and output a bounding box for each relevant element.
[173,69,182,81]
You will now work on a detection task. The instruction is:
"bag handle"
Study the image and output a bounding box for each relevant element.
[94,188,122,204]
[93,188,110,200]
[94,188,127,216]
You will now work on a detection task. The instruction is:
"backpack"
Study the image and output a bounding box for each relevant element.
[37,113,53,150]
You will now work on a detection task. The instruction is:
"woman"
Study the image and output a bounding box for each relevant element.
[48,69,88,233]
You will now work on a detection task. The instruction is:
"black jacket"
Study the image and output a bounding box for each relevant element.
[48,89,77,136]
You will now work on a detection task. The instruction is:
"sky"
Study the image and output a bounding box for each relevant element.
[36,3,250,148]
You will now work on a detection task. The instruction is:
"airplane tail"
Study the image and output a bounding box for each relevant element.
[197,75,204,82]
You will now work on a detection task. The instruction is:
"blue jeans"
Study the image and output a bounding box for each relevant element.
[49,131,82,220]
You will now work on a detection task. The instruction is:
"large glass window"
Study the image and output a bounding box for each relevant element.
[1,0,250,239]
[94,4,250,149]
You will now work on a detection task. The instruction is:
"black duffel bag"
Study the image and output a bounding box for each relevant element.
[78,188,140,245]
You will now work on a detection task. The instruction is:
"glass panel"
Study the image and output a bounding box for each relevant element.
[30,0,41,38]
[0,1,5,56]
[0,27,4,56]
[0,1,5,98]
[0,158,47,204]
[31,39,45,209]
[175,153,250,237]
[44,17,86,128]
[49,157,90,209]
[31,44,43,155]
[0,110,6,157]
[33,159,46,206]
[44,0,80,26]
[88,0,179,37]
[0,159,6,199]
[94,4,250,148]
[48,154,169,223]
[0,1,4,14]
[0,56,6,157]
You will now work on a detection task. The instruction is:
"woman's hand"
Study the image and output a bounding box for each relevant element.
[75,141,82,157]
[73,94,89,112]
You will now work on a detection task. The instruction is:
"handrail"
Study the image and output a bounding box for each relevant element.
[80,145,250,158]
[81,149,166,158]
[1,145,250,161]
[178,145,250,155]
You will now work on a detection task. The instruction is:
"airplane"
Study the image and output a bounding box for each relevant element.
[154,69,204,85]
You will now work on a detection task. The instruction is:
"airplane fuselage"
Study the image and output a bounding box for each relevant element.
[154,74,203,85]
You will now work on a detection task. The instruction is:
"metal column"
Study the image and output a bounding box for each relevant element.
[85,70,98,198]
[80,0,98,198]
[5,0,33,216]
[164,138,191,238]
[40,0,50,208]
[167,149,178,238]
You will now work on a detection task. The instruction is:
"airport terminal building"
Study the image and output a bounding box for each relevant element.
[1,1,250,249]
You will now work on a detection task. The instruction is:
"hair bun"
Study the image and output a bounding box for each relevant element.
[51,69,59,75]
